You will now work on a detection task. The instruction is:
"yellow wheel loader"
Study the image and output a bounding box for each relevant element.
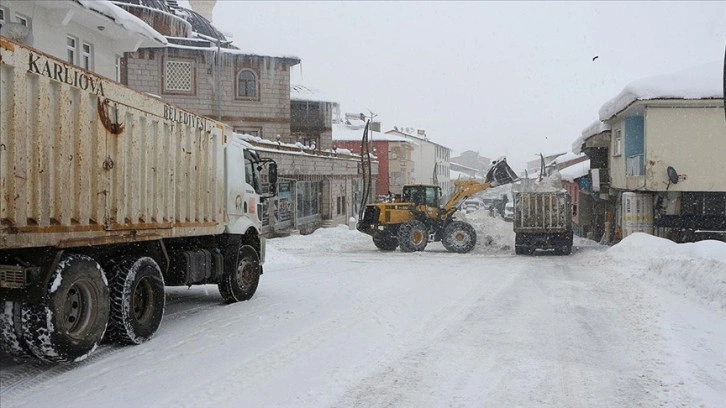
[357,159,519,253]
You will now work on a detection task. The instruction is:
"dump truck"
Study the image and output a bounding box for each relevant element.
[0,39,278,362]
[357,159,518,253]
[513,191,573,255]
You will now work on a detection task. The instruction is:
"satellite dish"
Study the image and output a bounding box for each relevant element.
[667,166,679,184]
[0,22,32,44]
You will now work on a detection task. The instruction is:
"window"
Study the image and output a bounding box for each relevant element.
[233,127,261,137]
[613,129,622,156]
[164,59,194,93]
[626,155,643,176]
[66,36,77,65]
[81,42,93,70]
[0,8,6,28]
[115,56,121,82]
[14,13,30,27]
[237,69,258,99]
[243,150,262,193]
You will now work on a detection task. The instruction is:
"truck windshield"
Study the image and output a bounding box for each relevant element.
[243,150,262,194]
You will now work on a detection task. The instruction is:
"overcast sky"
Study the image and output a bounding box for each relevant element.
[190,1,724,170]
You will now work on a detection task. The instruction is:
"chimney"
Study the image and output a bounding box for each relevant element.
[188,0,217,23]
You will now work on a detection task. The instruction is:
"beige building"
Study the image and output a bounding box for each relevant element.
[576,61,725,243]
[114,1,300,143]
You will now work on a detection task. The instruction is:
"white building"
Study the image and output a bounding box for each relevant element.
[0,0,166,80]
[385,128,452,193]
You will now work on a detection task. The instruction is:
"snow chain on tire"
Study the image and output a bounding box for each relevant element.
[442,221,477,253]
[22,254,110,363]
[397,220,428,252]
[0,301,31,358]
[106,256,165,345]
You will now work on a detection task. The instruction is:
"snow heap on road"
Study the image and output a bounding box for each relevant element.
[267,212,519,260]
[607,233,726,313]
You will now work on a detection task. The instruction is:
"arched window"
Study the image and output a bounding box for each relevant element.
[237,69,258,99]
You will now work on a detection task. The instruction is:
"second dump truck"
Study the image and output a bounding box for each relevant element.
[513,190,573,255]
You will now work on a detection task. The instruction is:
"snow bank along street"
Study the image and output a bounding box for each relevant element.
[1,212,725,408]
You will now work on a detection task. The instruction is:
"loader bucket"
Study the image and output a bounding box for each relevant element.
[486,159,519,186]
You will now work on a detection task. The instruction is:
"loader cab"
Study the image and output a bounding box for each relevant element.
[402,185,441,208]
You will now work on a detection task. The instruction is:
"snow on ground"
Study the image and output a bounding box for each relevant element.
[1,217,725,408]
[607,232,726,313]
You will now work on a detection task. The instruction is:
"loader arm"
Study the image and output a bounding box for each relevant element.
[440,158,520,219]
[442,180,493,214]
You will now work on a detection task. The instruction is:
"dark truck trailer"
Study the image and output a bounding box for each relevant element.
[513,191,573,255]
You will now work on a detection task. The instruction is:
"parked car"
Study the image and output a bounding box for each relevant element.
[463,199,482,214]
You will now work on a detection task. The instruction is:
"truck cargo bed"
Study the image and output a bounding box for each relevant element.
[1,41,226,249]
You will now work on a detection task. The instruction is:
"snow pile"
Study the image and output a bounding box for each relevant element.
[599,61,723,120]
[268,224,372,257]
[459,209,515,253]
[515,171,565,192]
[607,233,726,313]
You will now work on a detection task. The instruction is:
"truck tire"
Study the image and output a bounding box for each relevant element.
[373,232,398,251]
[0,301,31,358]
[555,244,572,256]
[22,254,109,362]
[106,257,165,345]
[397,220,428,252]
[442,221,477,253]
[218,245,260,303]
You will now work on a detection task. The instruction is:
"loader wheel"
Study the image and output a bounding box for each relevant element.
[442,221,477,253]
[218,245,260,303]
[397,220,428,252]
[373,232,398,251]
[106,257,165,345]
[22,254,109,362]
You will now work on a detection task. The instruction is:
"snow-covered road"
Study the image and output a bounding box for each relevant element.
[1,215,725,408]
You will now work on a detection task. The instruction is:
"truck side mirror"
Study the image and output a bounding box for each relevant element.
[269,162,278,195]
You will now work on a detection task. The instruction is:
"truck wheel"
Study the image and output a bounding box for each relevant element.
[397,220,428,252]
[555,245,572,256]
[0,301,31,358]
[442,221,477,253]
[218,245,260,303]
[22,254,109,362]
[106,257,165,345]
[373,232,398,251]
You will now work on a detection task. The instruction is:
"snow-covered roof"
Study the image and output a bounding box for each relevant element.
[290,85,337,103]
[559,159,590,182]
[80,0,168,46]
[599,61,724,121]
[553,151,586,165]
[573,120,611,154]
[385,129,450,150]
[163,41,301,62]
[332,124,417,144]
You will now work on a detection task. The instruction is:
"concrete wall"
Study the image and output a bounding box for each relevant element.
[644,104,726,192]
[609,102,726,192]
[124,48,295,142]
